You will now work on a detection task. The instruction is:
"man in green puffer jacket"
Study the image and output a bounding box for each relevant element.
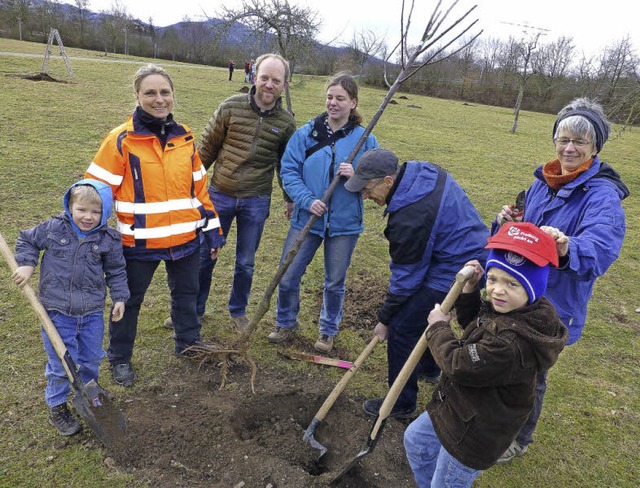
[192,53,296,331]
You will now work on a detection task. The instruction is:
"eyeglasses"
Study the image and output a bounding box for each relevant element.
[555,138,593,147]
[362,178,383,198]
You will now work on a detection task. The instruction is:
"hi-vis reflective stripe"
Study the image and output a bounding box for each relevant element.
[202,217,221,231]
[87,162,124,186]
[115,198,203,215]
[193,167,207,181]
[117,217,220,239]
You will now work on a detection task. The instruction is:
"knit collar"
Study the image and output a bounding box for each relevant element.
[135,106,175,132]
[542,158,594,190]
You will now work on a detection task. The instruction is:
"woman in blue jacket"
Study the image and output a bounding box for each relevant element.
[495,97,629,463]
[267,73,379,353]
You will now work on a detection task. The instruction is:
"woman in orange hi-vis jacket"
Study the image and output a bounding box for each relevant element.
[85,64,226,387]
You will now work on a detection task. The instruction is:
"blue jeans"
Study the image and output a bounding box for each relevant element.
[276,227,359,337]
[405,412,481,488]
[41,311,105,407]
[109,250,201,362]
[198,186,271,317]
[388,285,446,411]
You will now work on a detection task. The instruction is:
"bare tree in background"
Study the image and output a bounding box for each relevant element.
[347,28,386,76]
[603,39,640,131]
[181,15,213,64]
[598,36,636,103]
[217,0,321,115]
[508,32,542,133]
[74,0,90,47]
[574,53,600,98]
[533,36,574,109]
[1,0,33,40]
[99,1,130,54]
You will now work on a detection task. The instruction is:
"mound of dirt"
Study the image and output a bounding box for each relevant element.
[17,72,65,82]
[106,360,416,487]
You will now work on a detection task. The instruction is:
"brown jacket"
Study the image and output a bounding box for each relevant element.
[426,291,568,470]
[198,86,296,198]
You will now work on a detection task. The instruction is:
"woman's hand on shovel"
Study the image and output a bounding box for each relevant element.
[374,322,389,342]
[111,302,125,322]
[11,265,34,288]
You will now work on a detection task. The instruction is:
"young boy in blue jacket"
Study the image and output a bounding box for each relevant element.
[11,179,129,437]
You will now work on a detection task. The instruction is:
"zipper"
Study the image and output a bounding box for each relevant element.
[251,116,263,155]
[326,144,336,234]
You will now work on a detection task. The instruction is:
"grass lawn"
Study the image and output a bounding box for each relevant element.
[0,38,638,487]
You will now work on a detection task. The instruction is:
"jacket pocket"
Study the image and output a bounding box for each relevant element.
[438,383,477,445]
[45,232,72,258]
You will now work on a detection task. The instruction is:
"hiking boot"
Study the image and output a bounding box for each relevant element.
[363,398,417,419]
[111,363,136,387]
[267,325,298,344]
[49,403,82,436]
[231,314,250,331]
[164,315,203,329]
[176,341,221,358]
[496,440,528,464]
[314,334,334,353]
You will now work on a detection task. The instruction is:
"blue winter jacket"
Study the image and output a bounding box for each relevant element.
[15,179,130,317]
[519,157,628,344]
[379,162,489,324]
[280,116,379,237]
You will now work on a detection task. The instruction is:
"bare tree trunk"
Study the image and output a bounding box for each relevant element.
[511,84,524,133]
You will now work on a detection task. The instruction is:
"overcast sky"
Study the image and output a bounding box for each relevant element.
[63,0,638,58]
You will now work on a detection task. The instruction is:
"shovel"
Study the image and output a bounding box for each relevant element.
[0,232,127,448]
[303,334,381,459]
[330,265,475,483]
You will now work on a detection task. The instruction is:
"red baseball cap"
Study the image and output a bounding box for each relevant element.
[486,222,559,267]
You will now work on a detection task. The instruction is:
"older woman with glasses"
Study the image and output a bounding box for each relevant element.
[266,73,379,353]
[494,97,629,463]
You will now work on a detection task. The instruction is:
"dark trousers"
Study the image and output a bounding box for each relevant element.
[516,370,548,446]
[387,286,447,410]
[108,251,201,363]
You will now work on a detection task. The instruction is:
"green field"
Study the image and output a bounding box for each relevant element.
[0,38,639,487]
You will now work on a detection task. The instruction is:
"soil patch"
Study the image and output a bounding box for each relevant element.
[7,72,67,82]
[104,360,415,487]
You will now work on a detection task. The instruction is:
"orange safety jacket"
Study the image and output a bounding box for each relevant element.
[86,114,222,250]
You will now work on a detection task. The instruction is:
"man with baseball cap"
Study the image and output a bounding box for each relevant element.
[345,147,489,419]
[403,222,568,487]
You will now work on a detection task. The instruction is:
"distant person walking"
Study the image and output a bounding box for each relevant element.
[244,59,250,83]
[228,60,235,81]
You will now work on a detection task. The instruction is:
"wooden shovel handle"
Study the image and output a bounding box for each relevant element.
[370,265,475,439]
[0,232,76,381]
[314,335,381,422]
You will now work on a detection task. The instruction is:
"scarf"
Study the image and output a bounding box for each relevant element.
[542,158,593,190]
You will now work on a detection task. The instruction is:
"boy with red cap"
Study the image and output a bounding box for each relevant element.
[403,222,569,487]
